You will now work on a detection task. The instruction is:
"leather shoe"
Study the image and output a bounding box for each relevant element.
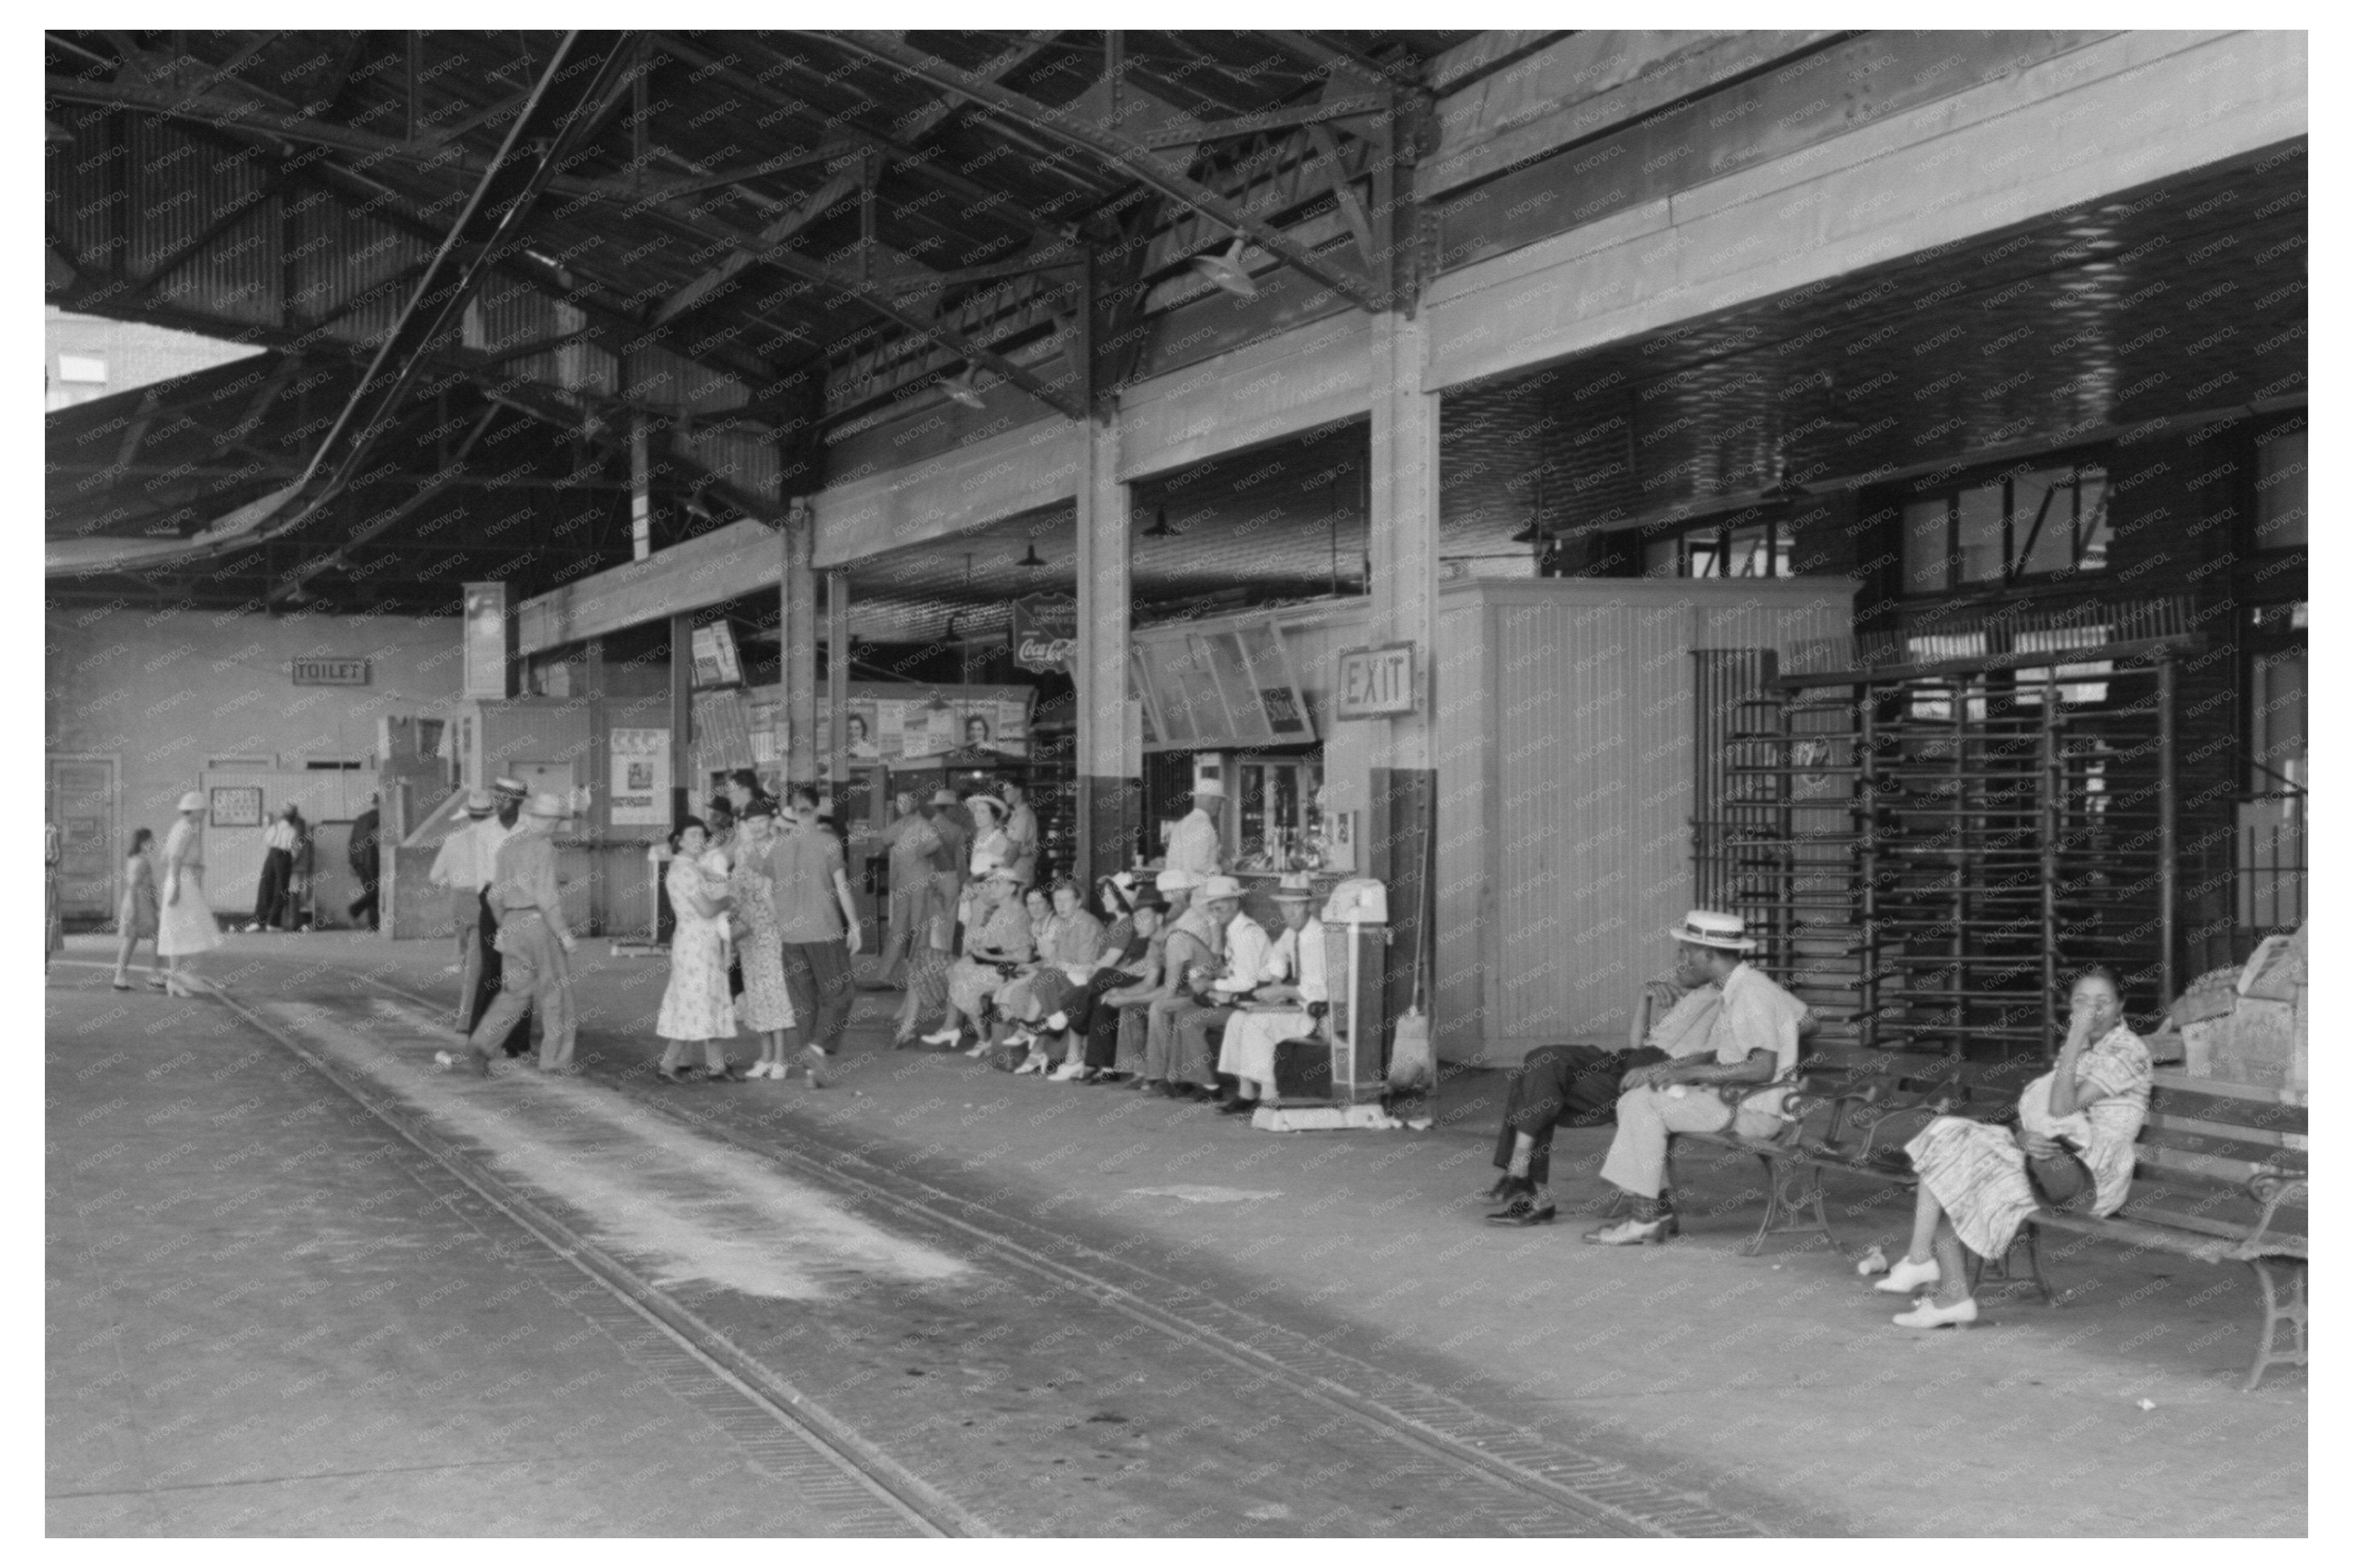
[1487,1195,1557,1226]
[1874,1255,1942,1295]
[1892,1296,1978,1330]
[1582,1216,1669,1246]
[1218,1097,1257,1115]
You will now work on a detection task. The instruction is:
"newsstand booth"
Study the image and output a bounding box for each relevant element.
[1130,576,1854,1069]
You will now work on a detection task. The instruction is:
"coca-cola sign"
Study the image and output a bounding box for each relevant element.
[1009,593,1078,673]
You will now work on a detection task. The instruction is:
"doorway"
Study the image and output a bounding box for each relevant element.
[46,755,118,927]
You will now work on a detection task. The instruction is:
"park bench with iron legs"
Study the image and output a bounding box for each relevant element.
[1665,1055,2309,1390]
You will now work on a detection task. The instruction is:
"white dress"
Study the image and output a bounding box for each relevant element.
[658,855,736,1041]
[155,818,223,957]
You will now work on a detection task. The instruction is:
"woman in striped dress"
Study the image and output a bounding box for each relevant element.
[112,827,161,990]
[728,801,798,1079]
[1875,966,2153,1328]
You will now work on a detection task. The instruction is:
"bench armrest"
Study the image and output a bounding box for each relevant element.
[2234,1170,2309,1260]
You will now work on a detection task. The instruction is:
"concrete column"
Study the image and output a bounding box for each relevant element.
[668,613,692,827]
[1074,413,1137,880]
[1366,310,1440,769]
[783,505,819,787]
[825,569,850,791]
[1364,309,1441,1062]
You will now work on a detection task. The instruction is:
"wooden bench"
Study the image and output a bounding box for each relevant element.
[2017,1072,2307,1391]
[1666,1057,2310,1390]
[1663,1048,2018,1254]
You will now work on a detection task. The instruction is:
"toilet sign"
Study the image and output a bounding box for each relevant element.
[1334,642,1417,719]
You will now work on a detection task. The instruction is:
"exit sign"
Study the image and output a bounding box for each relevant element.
[1334,642,1417,719]
[291,658,370,686]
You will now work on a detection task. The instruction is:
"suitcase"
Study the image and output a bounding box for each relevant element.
[1272,1035,1331,1101]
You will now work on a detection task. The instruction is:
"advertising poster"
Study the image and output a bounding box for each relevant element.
[462,582,509,699]
[609,727,670,826]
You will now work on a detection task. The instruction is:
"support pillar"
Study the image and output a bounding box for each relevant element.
[783,503,819,788]
[667,613,692,828]
[825,569,851,793]
[1074,414,1137,881]
[1364,309,1441,1068]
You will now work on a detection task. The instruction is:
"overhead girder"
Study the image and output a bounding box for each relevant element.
[818,31,1391,313]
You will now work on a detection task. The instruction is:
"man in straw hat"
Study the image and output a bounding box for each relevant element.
[1141,873,1243,1099]
[456,792,579,1077]
[465,776,532,1049]
[1211,872,1329,1113]
[1481,939,1730,1224]
[1576,910,1811,1244]
[1164,778,1226,878]
[427,788,497,1028]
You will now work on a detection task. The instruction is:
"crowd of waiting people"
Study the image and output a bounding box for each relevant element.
[87,759,2151,1333]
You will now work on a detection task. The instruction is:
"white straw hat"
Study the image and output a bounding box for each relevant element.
[1667,909,1756,952]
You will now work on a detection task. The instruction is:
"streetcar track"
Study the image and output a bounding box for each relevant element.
[342,972,1772,1538]
[206,983,971,1539]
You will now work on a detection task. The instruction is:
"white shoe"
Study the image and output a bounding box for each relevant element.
[1874,1255,1942,1294]
[1014,1052,1050,1076]
[1048,1062,1087,1082]
[1892,1296,1978,1330]
[746,1060,774,1079]
[920,1027,961,1047]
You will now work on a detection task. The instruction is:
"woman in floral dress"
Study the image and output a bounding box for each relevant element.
[655,818,739,1083]
[728,801,797,1079]
[1873,966,2153,1328]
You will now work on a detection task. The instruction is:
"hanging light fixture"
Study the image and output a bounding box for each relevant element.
[1511,472,1545,545]
[1017,540,1045,568]
[1759,451,1811,504]
[1141,504,1180,539]
[1190,234,1256,298]
[942,366,987,409]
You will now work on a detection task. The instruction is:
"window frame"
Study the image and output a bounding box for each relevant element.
[1896,448,2112,596]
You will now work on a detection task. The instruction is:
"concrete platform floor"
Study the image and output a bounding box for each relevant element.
[49,932,2307,1536]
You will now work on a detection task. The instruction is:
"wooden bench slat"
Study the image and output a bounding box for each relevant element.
[2030,1210,2241,1263]
[2151,1069,2307,1109]
[2145,1105,2306,1152]
[2134,1142,2301,1187]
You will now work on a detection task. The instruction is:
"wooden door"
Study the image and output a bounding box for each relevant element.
[46,755,118,926]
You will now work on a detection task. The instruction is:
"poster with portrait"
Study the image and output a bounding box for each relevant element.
[842,701,880,761]
[609,727,670,826]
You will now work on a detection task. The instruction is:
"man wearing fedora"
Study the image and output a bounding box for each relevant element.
[1211,872,1328,1113]
[1164,779,1226,878]
[458,792,579,1077]
[1578,910,1811,1245]
[427,788,498,1029]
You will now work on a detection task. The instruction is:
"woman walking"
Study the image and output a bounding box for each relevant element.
[45,820,64,975]
[112,827,161,990]
[655,818,740,1083]
[155,791,223,995]
[728,801,798,1079]
[1873,966,2153,1328]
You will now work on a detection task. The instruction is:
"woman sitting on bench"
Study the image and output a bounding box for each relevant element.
[1877,965,2153,1328]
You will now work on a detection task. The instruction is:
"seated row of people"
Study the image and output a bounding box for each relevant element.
[909,863,1329,1109]
[1485,908,2154,1330]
